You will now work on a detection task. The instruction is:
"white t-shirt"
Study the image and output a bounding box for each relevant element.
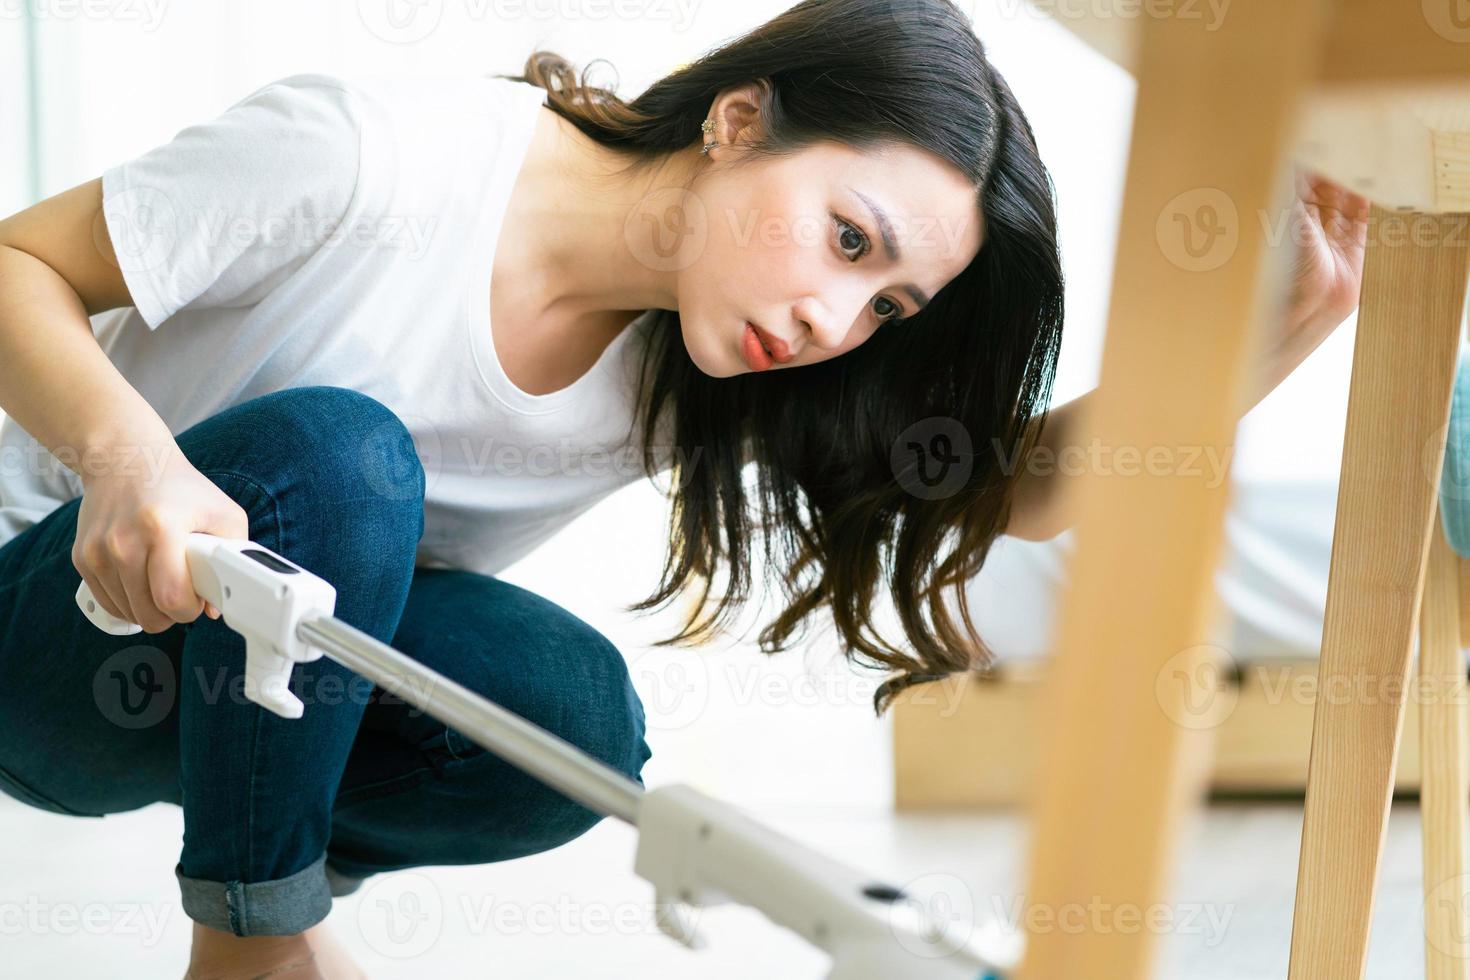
[0,72,668,576]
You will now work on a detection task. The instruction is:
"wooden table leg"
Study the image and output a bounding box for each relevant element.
[1016,3,1329,978]
[1420,505,1470,980]
[1287,210,1470,980]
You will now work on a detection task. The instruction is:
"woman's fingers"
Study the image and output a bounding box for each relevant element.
[146,528,205,626]
[116,546,172,634]
[79,570,128,624]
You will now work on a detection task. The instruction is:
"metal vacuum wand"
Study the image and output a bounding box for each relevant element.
[76,533,1015,979]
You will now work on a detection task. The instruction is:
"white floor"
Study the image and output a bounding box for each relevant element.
[0,791,1436,978]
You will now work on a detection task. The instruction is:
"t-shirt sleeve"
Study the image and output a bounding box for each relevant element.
[100,73,364,329]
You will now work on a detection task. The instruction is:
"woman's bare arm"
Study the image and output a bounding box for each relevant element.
[0,178,177,474]
[1,178,247,630]
[1006,172,1370,543]
[1003,315,1340,543]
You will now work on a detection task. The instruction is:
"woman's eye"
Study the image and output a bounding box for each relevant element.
[834,214,904,324]
[834,215,870,260]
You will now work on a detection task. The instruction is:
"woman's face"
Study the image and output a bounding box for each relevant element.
[674,123,984,378]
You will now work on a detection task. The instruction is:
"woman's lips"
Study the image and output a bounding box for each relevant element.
[742,321,773,372]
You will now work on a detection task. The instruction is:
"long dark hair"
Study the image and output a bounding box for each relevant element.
[500,0,1064,715]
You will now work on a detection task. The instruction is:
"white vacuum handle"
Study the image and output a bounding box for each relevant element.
[75,533,337,718]
[75,579,147,636]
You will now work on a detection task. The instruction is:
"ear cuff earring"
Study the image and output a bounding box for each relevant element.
[700,118,716,155]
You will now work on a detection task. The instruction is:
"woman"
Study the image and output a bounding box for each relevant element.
[0,0,1365,976]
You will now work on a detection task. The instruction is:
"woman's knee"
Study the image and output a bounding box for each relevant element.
[174,386,425,571]
[548,631,652,789]
[473,625,650,790]
[465,628,651,848]
[396,571,654,787]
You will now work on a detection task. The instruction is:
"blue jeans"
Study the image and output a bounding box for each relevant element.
[0,386,652,936]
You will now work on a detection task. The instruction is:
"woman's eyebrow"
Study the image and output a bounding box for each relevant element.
[849,185,932,311]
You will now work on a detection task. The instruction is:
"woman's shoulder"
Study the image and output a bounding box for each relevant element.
[325,72,548,129]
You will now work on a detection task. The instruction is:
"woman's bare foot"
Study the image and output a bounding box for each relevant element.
[184,919,366,980]
[303,921,368,979]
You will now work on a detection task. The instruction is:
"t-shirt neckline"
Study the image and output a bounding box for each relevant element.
[466,80,642,416]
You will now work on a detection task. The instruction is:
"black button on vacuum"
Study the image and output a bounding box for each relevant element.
[241,549,300,574]
[861,883,907,903]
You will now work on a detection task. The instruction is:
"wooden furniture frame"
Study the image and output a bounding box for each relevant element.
[1005,2,1470,977]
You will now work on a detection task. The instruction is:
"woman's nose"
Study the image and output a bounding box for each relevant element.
[794,296,859,352]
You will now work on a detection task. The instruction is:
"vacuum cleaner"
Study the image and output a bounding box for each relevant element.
[76,532,1017,978]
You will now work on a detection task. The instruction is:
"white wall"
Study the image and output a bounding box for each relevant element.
[0,12,30,217]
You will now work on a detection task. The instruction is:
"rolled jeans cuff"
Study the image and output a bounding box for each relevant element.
[176,853,333,936]
[324,860,366,897]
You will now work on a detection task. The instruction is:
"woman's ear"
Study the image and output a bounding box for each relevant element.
[707,80,771,153]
